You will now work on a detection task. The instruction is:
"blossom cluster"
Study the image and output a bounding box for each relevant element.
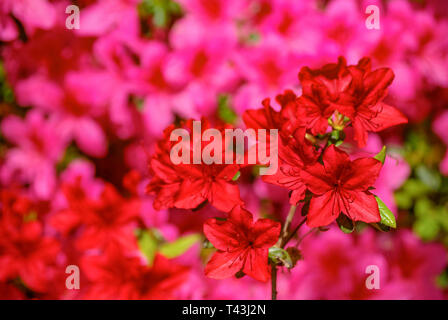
[0,0,447,299]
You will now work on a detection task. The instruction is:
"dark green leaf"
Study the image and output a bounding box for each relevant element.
[337,213,354,233]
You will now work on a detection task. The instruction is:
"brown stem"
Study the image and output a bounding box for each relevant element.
[271,262,277,300]
[295,228,318,246]
[277,205,297,247]
[282,217,307,248]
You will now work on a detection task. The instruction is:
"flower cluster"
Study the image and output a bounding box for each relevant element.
[1,0,447,300]
[146,55,409,285]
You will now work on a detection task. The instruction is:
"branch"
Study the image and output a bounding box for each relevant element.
[271,261,277,300]
[277,205,297,247]
[282,217,307,248]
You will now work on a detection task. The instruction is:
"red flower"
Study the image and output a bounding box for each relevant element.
[243,93,320,204]
[335,58,407,147]
[297,57,407,146]
[300,145,382,228]
[81,245,189,299]
[203,206,280,282]
[51,181,140,251]
[146,119,243,212]
[262,128,319,204]
[0,190,60,292]
[297,57,352,135]
[243,90,299,138]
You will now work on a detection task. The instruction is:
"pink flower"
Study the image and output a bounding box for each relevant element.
[233,36,300,114]
[0,111,67,199]
[178,0,246,24]
[130,41,178,135]
[283,228,446,299]
[251,0,322,58]
[0,0,56,41]
[383,230,447,299]
[433,111,448,175]
[167,18,239,117]
[317,0,370,62]
[15,70,109,158]
[75,0,140,36]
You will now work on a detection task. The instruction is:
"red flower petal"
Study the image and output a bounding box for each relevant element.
[204,250,245,280]
[367,103,408,132]
[203,218,241,251]
[242,248,270,282]
[344,191,380,223]
[252,218,281,248]
[306,191,340,227]
[210,180,243,212]
[342,158,382,191]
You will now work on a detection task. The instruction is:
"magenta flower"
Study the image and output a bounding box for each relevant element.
[433,111,448,175]
[0,111,67,199]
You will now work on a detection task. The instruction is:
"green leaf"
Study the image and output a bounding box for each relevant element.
[374,146,387,164]
[269,247,293,268]
[402,179,431,197]
[394,191,412,210]
[217,94,237,124]
[138,230,158,266]
[375,196,397,228]
[436,270,448,289]
[370,223,391,232]
[232,171,241,181]
[413,217,439,241]
[416,165,441,190]
[159,234,201,258]
[337,213,354,233]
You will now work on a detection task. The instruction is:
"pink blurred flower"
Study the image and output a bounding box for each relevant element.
[0,111,67,199]
[167,17,239,117]
[0,0,56,41]
[178,0,246,24]
[75,0,140,36]
[433,111,448,175]
[130,41,181,135]
[282,228,445,299]
[381,230,447,299]
[284,228,389,300]
[233,36,301,113]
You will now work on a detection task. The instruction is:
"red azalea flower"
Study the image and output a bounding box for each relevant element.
[0,191,60,292]
[51,181,140,251]
[81,245,189,299]
[300,145,382,228]
[297,57,353,135]
[243,90,299,138]
[243,95,320,204]
[203,206,280,282]
[146,119,243,212]
[337,57,408,147]
[262,128,319,204]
